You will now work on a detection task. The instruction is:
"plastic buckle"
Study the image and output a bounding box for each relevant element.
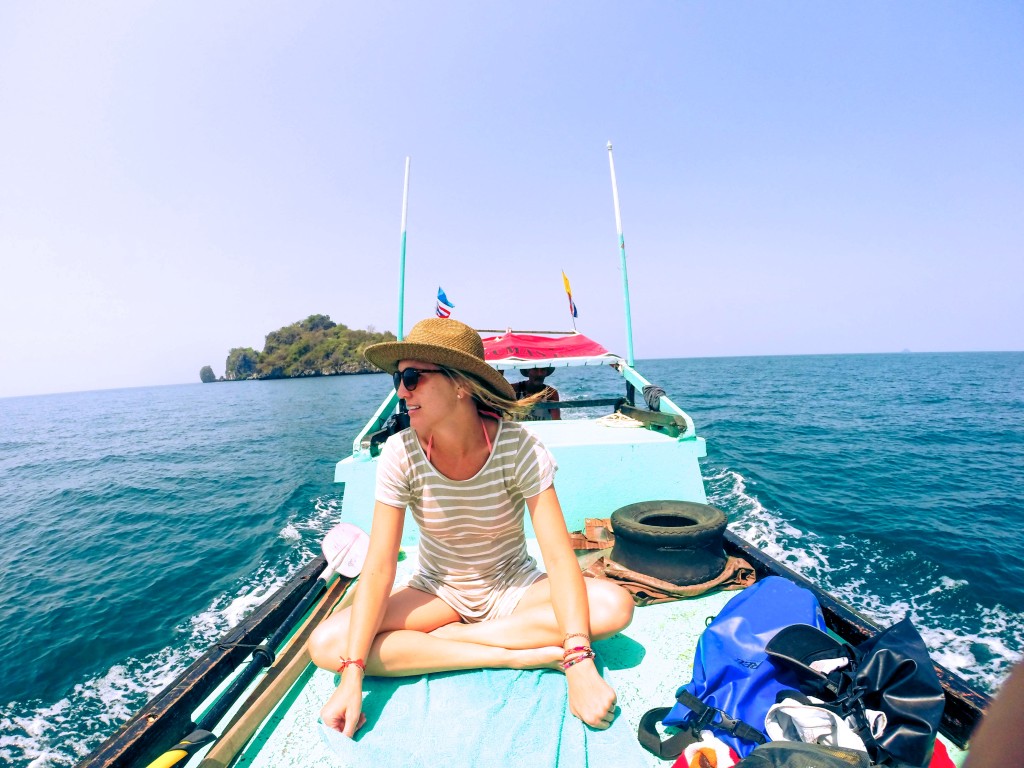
[713,709,740,732]
[693,703,727,733]
[833,683,867,718]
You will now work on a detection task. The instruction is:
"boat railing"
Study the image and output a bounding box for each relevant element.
[532,397,625,413]
[351,358,698,457]
[354,390,401,455]
[615,403,690,433]
[357,395,694,458]
[362,409,410,457]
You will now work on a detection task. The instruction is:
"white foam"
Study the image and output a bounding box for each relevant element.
[0,531,311,767]
[313,495,342,516]
[706,465,1024,692]
[223,582,284,627]
[77,663,167,724]
[0,706,72,767]
[310,496,344,534]
[280,495,348,563]
[27,753,68,768]
[926,576,968,596]
[188,569,289,639]
[3,502,348,765]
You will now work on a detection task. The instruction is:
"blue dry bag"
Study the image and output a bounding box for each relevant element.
[639,576,827,760]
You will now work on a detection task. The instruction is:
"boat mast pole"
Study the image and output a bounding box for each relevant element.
[607,142,635,367]
[397,156,411,340]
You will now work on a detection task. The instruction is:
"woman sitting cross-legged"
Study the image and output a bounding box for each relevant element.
[309,317,635,737]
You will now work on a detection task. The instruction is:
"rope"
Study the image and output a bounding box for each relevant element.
[595,412,643,428]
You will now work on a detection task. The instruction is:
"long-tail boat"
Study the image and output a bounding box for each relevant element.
[78,148,990,768]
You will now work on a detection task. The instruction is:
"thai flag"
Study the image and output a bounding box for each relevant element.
[436,287,454,318]
[562,271,578,318]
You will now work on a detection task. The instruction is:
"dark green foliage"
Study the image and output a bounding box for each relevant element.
[225,347,260,380]
[300,314,336,332]
[221,316,395,381]
[199,365,216,383]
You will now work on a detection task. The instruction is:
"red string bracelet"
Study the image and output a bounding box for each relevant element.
[338,657,366,674]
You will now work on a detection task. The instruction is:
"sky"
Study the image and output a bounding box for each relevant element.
[1,1,1022,398]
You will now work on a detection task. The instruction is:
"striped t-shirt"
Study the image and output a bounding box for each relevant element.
[375,420,557,621]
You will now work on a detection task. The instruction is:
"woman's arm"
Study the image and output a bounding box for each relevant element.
[528,486,588,633]
[346,501,405,657]
[321,500,404,736]
[547,388,561,420]
[528,486,617,728]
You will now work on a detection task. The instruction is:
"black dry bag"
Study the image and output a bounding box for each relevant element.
[767,617,945,767]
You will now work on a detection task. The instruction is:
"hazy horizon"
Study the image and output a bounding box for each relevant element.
[4,345,1021,401]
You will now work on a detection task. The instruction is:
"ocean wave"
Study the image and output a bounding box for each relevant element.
[0,507,333,768]
[707,467,1023,693]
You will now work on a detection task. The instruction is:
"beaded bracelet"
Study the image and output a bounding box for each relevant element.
[565,651,598,663]
[562,645,594,662]
[562,649,596,670]
[338,657,366,674]
[563,631,590,645]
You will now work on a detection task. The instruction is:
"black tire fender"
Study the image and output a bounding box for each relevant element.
[611,500,726,547]
[610,501,728,586]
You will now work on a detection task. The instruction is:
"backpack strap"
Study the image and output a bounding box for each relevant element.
[638,707,701,760]
[638,691,767,760]
[814,684,890,765]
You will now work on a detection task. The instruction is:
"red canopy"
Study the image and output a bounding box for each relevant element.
[481,332,612,362]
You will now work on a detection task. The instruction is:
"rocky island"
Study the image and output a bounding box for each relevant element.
[201,314,395,382]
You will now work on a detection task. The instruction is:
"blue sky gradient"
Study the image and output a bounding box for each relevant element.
[2,2,1022,397]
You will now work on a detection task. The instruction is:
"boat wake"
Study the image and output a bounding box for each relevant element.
[0,569,296,767]
[707,467,1023,694]
[0,496,343,768]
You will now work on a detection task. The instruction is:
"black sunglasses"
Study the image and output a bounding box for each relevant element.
[393,367,447,392]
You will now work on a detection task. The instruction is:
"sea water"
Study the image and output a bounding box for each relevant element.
[0,352,1021,766]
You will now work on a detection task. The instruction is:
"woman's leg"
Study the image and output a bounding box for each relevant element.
[429,577,634,649]
[308,585,564,676]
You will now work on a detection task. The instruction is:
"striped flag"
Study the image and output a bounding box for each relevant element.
[562,271,578,318]
[436,287,454,318]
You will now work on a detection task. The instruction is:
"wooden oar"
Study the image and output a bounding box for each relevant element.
[144,523,368,768]
[196,571,357,768]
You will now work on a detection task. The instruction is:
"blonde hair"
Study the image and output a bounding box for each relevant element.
[445,368,548,420]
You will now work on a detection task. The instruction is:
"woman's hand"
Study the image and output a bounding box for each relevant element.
[320,672,367,737]
[565,660,617,729]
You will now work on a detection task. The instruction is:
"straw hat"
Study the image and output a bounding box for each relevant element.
[364,318,515,401]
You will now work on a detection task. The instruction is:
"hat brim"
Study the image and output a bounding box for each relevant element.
[766,624,854,698]
[365,340,515,401]
[767,624,847,667]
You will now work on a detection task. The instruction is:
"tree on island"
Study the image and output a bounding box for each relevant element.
[225,347,260,380]
[219,315,395,381]
[199,365,216,383]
